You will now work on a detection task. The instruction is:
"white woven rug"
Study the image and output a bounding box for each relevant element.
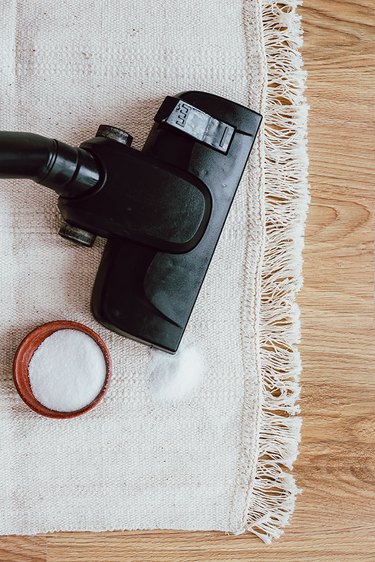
[0,0,308,543]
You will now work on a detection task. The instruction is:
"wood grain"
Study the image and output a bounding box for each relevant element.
[1,0,374,560]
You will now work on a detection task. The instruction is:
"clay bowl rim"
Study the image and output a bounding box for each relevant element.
[13,320,112,419]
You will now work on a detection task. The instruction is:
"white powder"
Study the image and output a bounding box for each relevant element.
[28,329,107,412]
[149,342,206,401]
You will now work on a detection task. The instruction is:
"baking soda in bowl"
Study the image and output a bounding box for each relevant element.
[28,329,107,412]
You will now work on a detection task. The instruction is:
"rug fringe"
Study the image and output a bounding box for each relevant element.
[247,0,309,543]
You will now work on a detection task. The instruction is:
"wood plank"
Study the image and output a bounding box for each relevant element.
[0,536,46,562]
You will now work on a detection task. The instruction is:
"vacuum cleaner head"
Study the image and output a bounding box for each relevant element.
[0,91,262,352]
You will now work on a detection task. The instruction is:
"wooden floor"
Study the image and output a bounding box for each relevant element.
[1,1,374,560]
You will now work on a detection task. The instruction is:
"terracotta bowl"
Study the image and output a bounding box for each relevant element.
[13,320,112,419]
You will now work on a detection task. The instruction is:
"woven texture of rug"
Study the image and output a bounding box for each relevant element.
[0,0,308,543]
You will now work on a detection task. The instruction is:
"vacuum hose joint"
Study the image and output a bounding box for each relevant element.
[0,131,100,197]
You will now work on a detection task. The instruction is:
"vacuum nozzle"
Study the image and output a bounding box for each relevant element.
[0,92,262,352]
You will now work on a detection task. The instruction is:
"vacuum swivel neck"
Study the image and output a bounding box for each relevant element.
[0,131,100,197]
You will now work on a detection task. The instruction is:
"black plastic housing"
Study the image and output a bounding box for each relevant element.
[59,139,211,253]
[91,91,261,352]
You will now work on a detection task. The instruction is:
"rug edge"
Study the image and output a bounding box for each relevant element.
[246,0,309,543]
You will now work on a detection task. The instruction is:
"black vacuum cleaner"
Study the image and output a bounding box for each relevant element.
[0,91,262,352]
